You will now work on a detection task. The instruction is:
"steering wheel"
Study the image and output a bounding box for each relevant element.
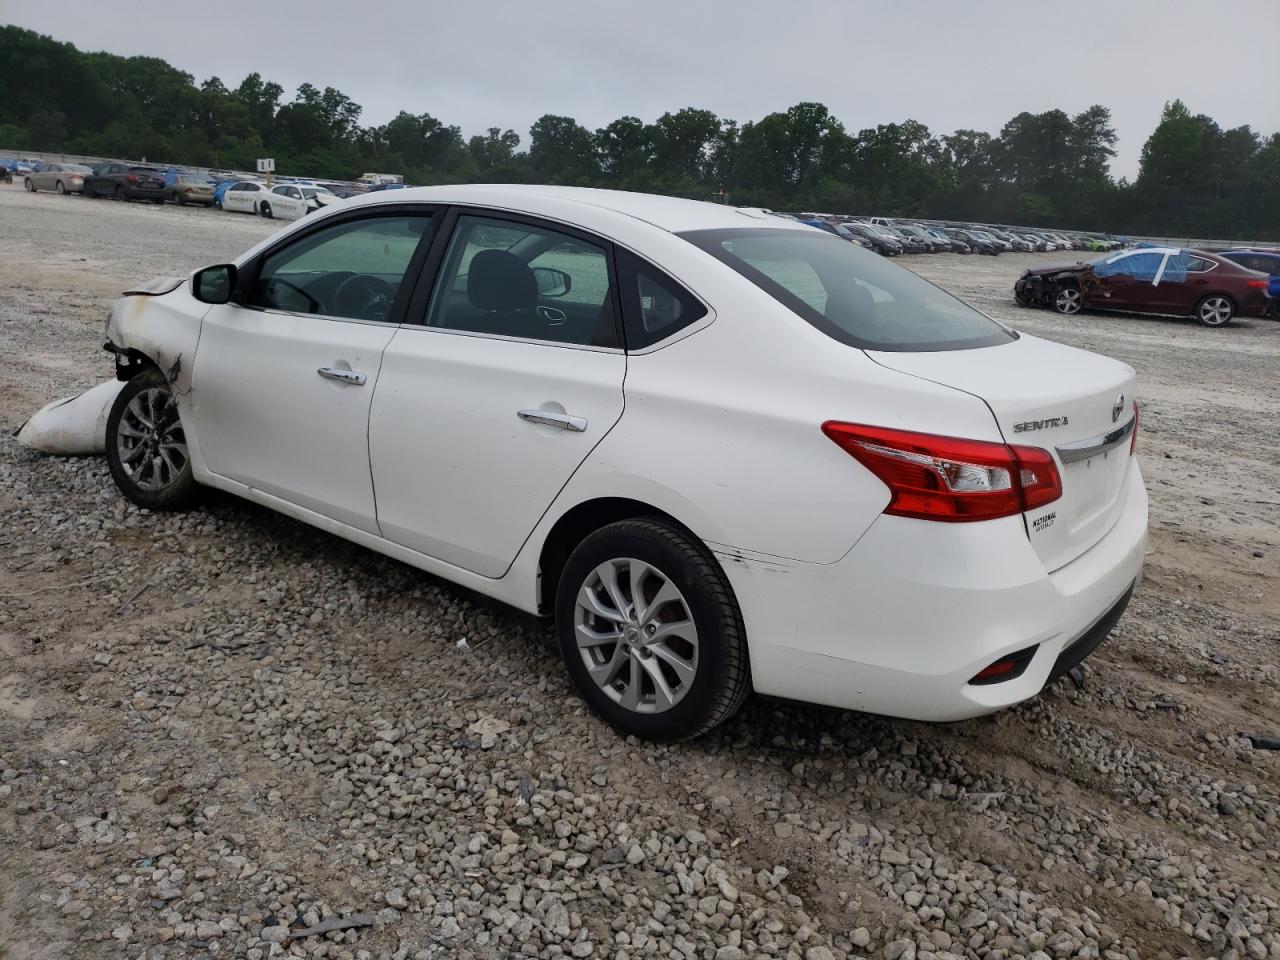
[333,274,395,322]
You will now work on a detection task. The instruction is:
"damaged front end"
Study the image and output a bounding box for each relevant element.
[103,276,194,388]
[1014,267,1092,308]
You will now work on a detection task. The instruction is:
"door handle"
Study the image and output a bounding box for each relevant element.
[518,409,587,432]
[317,367,367,386]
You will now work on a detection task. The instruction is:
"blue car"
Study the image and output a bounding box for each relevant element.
[1219,250,1280,307]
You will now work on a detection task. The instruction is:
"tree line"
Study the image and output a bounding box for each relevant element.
[2,26,1277,239]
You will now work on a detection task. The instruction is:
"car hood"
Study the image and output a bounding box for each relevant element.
[1022,262,1087,277]
[123,276,186,297]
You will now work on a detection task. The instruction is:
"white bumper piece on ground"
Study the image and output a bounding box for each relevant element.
[16,379,124,455]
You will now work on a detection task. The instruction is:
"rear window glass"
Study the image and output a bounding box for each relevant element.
[678,228,1015,352]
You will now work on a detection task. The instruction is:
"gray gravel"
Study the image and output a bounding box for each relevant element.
[0,183,1277,960]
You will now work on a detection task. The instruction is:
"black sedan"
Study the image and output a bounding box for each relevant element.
[83,163,168,203]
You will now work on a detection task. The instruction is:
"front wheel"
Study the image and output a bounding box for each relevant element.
[1054,285,1083,315]
[1196,295,1234,327]
[555,518,751,741]
[56,180,66,194]
[24,177,35,191]
[105,369,201,512]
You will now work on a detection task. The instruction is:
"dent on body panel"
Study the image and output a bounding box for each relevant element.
[107,285,204,398]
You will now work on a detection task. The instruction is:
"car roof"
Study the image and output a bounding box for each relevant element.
[342,184,800,234]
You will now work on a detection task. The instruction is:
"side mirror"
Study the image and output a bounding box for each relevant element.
[532,267,572,298]
[193,263,237,304]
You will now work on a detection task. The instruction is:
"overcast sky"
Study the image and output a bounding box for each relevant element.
[7,0,1279,180]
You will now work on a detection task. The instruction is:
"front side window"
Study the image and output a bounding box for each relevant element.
[249,214,434,322]
[1097,252,1164,280]
[425,215,616,347]
[681,228,1015,352]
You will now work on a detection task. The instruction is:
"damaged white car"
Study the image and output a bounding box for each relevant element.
[103,185,1147,741]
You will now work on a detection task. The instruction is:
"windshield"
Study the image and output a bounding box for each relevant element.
[680,228,1016,352]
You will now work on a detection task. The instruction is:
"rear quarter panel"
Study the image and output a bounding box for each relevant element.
[539,236,1004,564]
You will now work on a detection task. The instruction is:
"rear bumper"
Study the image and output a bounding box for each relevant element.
[718,461,1148,722]
[126,186,167,200]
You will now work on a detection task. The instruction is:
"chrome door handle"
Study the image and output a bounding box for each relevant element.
[317,367,367,386]
[518,409,587,432]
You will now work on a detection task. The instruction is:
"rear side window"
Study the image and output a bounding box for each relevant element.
[679,227,1014,352]
[616,249,707,349]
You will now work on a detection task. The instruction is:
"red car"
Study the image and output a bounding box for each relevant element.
[1014,247,1272,327]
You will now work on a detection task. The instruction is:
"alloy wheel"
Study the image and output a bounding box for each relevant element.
[573,558,699,714]
[1055,287,1082,315]
[1198,296,1232,326]
[115,387,189,492]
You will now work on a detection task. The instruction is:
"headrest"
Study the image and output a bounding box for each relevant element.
[467,249,537,312]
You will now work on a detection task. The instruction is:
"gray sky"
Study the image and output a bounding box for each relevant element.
[7,0,1279,179]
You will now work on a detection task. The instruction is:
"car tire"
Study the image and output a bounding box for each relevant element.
[55,180,66,194]
[1195,295,1234,327]
[555,517,751,741]
[260,201,273,219]
[114,186,125,202]
[174,191,185,205]
[1053,284,1083,315]
[24,177,34,191]
[1014,286,1034,307]
[105,368,201,512]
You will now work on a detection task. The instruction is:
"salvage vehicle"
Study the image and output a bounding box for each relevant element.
[24,162,92,194]
[928,228,971,254]
[840,221,902,256]
[168,174,217,206]
[1218,249,1280,304]
[947,228,999,255]
[220,180,272,215]
[83,162,168,202]
[1014,247,1272,326]
[101,185,1147,741]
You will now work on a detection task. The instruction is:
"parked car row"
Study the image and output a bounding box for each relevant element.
[15,159,352,222]
[1014,246,1276,327]
[776,211,1129,259]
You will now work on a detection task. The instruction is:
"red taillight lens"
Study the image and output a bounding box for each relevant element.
[1130,401,1138,455]
[1245,279,1269,289]
[126,174,138,183]
[821,422,1062,522]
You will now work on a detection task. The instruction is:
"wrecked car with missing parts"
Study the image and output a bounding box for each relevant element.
[102,184,1147,742]
[1014,246,1273,326]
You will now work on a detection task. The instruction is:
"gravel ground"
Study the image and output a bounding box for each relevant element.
[1,183,1277,960]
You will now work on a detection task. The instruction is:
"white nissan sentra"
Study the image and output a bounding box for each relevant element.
[103,185,1147,740]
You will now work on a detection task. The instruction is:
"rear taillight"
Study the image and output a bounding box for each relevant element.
[126,174,138,184]
[1245,279,1269,289]
[821,422,1062,522]
[1130,401,1138,455]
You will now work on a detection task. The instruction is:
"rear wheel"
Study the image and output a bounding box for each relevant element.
[1196,295,1234,327]
[105,369,200,512]
[555,518,750,741]
[174,191,185,205]
[259,201,273,219]
[114,185,125,202]
[55,180,66,194]
[1054,285,1083,315]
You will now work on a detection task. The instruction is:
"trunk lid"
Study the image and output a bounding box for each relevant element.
[868,334,1137,572]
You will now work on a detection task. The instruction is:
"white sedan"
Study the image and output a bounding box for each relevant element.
[101,185,1147,740]
[220,180,271,215]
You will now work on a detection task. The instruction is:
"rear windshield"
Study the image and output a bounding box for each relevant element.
[679,227,1016,352]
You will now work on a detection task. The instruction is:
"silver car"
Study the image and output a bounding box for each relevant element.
[25,162,93,194]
